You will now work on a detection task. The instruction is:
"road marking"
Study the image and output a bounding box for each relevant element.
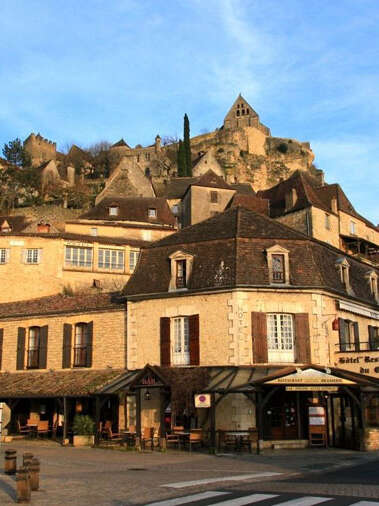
[208,493,278,505]
[270,497,333,506]
[145,491,230,505]
[161,472,282,488]
[350,502,379,506]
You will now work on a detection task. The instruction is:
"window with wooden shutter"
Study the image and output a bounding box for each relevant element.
[338,318,348,352]
[294,313,311,363]
[27,327,40,369]
[86,322,93,368]
[38,325,48,369]
[368,326,379,351]
[189,314,200,366]
[17,327,26,370]
[0,329,3,370]
[62,324,72,368]
[160,317,171,367]
[267,314,294,363]
[353,322,360,352]
[251,312,268,363]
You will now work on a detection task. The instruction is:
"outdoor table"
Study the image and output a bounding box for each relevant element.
[175,431,190,449]
[26,425,38,438]
[221,431,251,451]
[120,431,136,447]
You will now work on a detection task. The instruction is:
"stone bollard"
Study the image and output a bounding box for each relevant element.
[4,449,17,475]
[159,437,167,451]
[135,437,142,452]
[16,467,31,503]
[22,453,33,468]
[29,458,40,491]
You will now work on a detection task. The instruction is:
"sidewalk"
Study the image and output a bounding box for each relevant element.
[0,441,377,505]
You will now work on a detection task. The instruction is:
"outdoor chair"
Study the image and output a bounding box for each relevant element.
[17,420,31,436]
[188,431,202,452]
[37,420,49,437]
[166,432,181,450]
[102,421,122,441]
[141,427,154,450]
[172,425,184,433]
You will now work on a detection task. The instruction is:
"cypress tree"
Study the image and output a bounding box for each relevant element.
[177,140,186,177]
[183,114,192,176]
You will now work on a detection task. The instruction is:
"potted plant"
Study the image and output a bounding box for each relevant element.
[72,414,95,447]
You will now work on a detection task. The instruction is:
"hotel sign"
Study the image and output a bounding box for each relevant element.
[338,300,379,321]
[286,386,338,392]
[265,368,356,385]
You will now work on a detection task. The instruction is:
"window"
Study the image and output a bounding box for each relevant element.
[272,254,285,283]
[210,191,218,203]
[336,257,350,291]
[98,249,124,270]
[129,250,139,272]
[350,221,356,235]
[109,206,119,216]
[148,208,157,218]
[176,259,186,288]
[267,245,290,285]
[65,246,93,268]
[338,319,359,352]
[267,314,294,363]
[367,271,378,301]
[172,317,190,366]
[369,326,379,351]
[74,323,89,367]
[25,249,40,264]
[236,110,240,116]
[325,213,330,230]
[27,327,40,369]
[90,227,98,237]
[145,153,150,161]
[142,230,152,241]
[172,204,179,215]
[0,248,9,264]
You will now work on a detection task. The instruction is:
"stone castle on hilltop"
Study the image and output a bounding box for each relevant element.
[22,94,317,198]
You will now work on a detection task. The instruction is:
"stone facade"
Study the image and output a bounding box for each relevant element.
[24,133,56,167]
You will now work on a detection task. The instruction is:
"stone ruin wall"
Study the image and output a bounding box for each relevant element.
[24,133,57,167]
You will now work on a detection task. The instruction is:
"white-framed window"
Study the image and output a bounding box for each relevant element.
[266,245,290,285]
[65,246,93,268]
[350,221,356,235]
[267,314,295,363]
[74,323,89,367]
[172,317,190,366]
[27,326,40,369]
[148,208,157,218]
[26,249,40,264]
[129,250,139,272]
[0,248,9,264]
[109,206,119,216]
[98,249,124,270]
[90,227,98,237]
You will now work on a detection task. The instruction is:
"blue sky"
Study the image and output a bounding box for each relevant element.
[1,0,378,223]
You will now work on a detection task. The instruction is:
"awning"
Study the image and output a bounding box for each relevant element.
[0,369,126,399]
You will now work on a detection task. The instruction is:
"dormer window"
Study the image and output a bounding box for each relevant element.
[336,257,351,291]
[169,251,194,291]
[109,206,119,216]
[148,208,157,219]
[176,260,186,288]
[366,271,378,302]
[0,220,12,233]
[210,191,218,203]
[266,245,290,285]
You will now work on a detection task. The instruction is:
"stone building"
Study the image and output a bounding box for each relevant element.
[119,206,379,450]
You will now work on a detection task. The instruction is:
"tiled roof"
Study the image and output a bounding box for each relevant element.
[153,178,198,199]
[123,205,379,306]
[229,183,255,195]
[80,197,176,227]
[227,194,269,215]
[111,139,130,148]
[190,170,232,190]
[0,215,29,233]
[0,292,124,319]
[0,369,125,398]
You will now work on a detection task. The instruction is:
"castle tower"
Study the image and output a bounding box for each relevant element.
[23,133,57,167]
[155,134,161,153]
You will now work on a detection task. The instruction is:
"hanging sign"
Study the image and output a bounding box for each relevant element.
[194,394,211,408]
[286,386,338,392]
[266,368,356,385]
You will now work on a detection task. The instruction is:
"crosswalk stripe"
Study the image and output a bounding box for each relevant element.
[161,472,282,488]
[145,490,230,506]
[270,497,333,506]
[206,493,278,505]
[350,502,379,505]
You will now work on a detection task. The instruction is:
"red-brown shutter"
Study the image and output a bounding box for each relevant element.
[62,324,72,368]
[86,321,93,367]
[160,317,171,367]
[295,313,311,363]
[189,314,200,366]
[16,327,26,370]
[0,329,3,370]
[251,312,268,363]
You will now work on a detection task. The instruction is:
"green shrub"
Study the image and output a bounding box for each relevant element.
[73,414,95,435]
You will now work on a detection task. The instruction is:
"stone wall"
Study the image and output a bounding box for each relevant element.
[0,308,126,372]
